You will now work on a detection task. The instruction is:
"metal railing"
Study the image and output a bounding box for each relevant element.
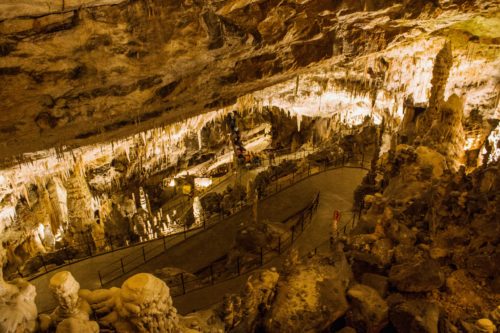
[96,150,368,287]
[20,149,368,282]
[99,191,320,290]
[166,192,320,297]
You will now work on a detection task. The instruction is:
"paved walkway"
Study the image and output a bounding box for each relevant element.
[173,167,366,314]
[32,167,365,313]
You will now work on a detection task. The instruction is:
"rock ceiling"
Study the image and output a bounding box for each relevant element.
[0,0,499,165]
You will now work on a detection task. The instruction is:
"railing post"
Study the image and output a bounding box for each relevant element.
[180,273,186,295]
[183,224,187,239]
[64,247,71,262]
[87,242,92,257]
[98,271,103,287]
[120,258,125,274]
[163,237,167,251]
[40,255,48,273]
[142,247,146,262]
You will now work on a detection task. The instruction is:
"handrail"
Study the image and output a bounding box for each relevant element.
[100,190,321,289]
[22,149,369,282]
[97,151,368,287]
[173,209,357,314]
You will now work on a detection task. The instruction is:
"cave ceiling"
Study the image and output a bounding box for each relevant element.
[0,0,499,165]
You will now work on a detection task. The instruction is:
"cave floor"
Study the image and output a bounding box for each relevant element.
[31,166,366,313]
[173,167,366,314]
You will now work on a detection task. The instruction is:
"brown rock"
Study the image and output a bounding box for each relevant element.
[390,300,440,333]
[361,273,389,297]
[389,259,444,292]
[347,284,389,333]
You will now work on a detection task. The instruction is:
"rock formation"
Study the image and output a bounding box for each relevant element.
[81,273,179,332]
[0,0,498,332]
[0,245,37,333]
[39,271,98,332]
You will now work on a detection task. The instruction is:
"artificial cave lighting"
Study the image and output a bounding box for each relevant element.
[0,1,499,333]
[194,178,212,190]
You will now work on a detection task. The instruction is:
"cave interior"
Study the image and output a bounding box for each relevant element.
[0,0,499,332]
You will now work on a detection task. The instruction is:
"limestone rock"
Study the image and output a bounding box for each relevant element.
[0,245,38,333]
[116,273,179,332]
[490,305,500,325]
[82,273,179,333]
[0,278,38,333]
[474,318,496,333]
[370,237,394,267]
[233,268,280,332]
[264,257,349,332]
[389,300,440,333]
[389,258,444,292]
[386,222,416,246]
[347,284,389,333]
[40,271,97,332]
[361,273,389,298]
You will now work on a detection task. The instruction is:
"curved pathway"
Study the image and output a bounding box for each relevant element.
[172,167,366,314]
[32,167,366,313]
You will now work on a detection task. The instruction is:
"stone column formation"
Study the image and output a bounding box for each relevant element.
[64,168,96,244]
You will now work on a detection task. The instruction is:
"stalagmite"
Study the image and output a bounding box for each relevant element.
[193,196,203,226]
[39,271,98,333]
[0,246,37,333]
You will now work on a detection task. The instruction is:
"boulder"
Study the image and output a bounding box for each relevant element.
[474,318,496,333]
[393,244,421,264]
[264,256,349,332]
[387,222,416,245]
[389,259,444,292]
[390,300,440,333]
[466,253,499,279]
[429,247,449,260]
[361,273,389,297]
[347,284,389,333]
[370,238,394,267]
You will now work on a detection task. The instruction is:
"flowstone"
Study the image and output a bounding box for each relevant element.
[0,246,37,333]
[82,273,179,333]
[39,271,98,333]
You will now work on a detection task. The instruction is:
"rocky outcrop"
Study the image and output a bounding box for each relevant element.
[264,253,351,332]
[388,258,444,293]
[389,300,440,333]
[347,284,389,333]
